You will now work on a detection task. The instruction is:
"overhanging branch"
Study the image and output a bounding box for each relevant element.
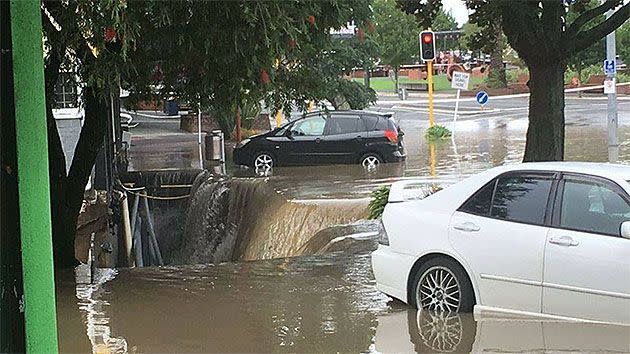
[574,2,630,53]
[566,0,621,35]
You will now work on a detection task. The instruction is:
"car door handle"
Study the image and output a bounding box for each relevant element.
[549,236,579,247]
[453,222,480,232]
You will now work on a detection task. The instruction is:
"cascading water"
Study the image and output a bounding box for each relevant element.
[172,172,372,265]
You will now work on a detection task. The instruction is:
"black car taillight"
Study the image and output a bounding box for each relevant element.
[384,129,398,143]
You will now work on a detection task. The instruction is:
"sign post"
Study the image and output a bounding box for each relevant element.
[450,71,470,126]
[427,60,435,127]
[603,8,618,163]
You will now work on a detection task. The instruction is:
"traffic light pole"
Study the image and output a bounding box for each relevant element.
[606,8,618,163]
[427,60,435,127]
[10,0,59,352]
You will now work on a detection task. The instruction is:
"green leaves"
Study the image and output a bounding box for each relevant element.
[425,124,452,140]
[368,185,391,220]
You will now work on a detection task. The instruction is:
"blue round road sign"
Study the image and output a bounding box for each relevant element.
[476,91,489,105]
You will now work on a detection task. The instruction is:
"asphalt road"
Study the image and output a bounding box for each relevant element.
[371,93,630,128]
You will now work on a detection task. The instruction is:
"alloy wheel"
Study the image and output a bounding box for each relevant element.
[362,155,380,170]
[254,153,274,170]
[416,266,461,313]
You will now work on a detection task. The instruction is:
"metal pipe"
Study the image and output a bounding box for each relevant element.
[133,217,144,267]
[121,193,134,267]
[142,192,164,265]
[130,193,140,237]
[10,0,59,351]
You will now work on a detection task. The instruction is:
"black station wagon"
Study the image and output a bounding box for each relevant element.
[232,111,406,169]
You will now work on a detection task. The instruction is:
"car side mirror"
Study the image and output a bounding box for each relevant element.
[621,221,630,239]
[286,129,294,139]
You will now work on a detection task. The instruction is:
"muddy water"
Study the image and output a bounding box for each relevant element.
[57,253,630,353]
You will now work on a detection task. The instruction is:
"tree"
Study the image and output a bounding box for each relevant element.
[42,0,373,266]
[459,5,508,88]
[373,0,419,91]
[397,0,629,162]
[616,20,629,63]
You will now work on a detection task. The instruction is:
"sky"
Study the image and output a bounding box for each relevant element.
[442,0,469,26]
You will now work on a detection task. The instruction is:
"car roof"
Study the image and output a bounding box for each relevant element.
[304,110,392,118]
[490,162,630,181]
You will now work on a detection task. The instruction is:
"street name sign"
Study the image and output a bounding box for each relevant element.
[451,71,470,91]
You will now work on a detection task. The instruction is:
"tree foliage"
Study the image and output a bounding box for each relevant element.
[373,0,418,90]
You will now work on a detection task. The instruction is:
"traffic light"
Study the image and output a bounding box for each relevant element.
[419,31,435,61]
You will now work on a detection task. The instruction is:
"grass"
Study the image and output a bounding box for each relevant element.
[354,75,484,92]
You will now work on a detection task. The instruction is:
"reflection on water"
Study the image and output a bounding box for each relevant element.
[58,252,630,353]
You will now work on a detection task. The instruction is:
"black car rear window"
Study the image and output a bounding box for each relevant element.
[326,117,362,135]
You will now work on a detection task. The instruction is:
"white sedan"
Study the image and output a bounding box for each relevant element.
[372,162,630,324]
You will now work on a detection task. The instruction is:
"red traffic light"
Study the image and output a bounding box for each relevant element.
[422,33,433,43]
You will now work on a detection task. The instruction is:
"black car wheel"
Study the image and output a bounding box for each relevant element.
[253,151,275,169]
[410,257,475,313]
[360,153,382,170]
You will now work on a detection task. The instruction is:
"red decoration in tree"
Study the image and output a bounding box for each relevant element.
[260,68,270,84]
[288,39,296,49]
[307,15,316,26]
[357,27,365,43]
[104,27,117,42]
[367,20,375,34]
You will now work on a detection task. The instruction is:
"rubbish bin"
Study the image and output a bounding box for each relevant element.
[205,130,225,162]
[163,100,179,116]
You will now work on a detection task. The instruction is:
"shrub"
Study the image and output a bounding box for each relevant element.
[425,124,452,140]
[367,184,442,219]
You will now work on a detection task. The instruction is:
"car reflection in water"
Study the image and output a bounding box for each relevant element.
[375,309,630,353]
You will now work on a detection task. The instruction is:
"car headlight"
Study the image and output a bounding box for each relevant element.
[236,138,251,149]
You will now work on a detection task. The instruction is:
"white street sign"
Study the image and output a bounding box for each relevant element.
[451,71,470,91]
[604,78,616,94]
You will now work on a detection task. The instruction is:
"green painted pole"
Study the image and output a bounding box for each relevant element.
[10,0,60,352]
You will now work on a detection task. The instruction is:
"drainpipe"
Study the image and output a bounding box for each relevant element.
[10,0,59,352]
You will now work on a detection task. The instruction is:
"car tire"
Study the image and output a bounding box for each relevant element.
[360,153,382,169]
[410,257,475,313]
[252,151,276,169]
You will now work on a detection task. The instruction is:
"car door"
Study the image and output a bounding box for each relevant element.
[543,174,630,324]
[321,115,365,164]
[283,115,327,165]
[449,172,556,313]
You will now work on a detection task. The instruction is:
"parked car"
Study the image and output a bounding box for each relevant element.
[372,162,630,324]
[232,111,405,169]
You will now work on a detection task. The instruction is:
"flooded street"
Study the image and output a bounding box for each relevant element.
[57,251,630,353]
[57,98,630,353]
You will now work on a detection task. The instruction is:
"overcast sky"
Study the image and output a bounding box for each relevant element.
[442,0,469,26]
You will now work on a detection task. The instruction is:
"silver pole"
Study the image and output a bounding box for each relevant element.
[197,103,203,168]
[606,8,618,163]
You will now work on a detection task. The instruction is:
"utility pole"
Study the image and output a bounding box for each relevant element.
[606,7,618,163]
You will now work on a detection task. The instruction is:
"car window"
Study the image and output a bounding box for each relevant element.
[374,117,389,131]
[459,179,496,216]
[560,179,630,236]
[325,117,362,135]
[362,115,379,131]
[290,116,325,136]
[490,175,553,225]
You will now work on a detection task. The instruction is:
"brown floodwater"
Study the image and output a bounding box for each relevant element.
[57,252,630,353]
[58,114,630,353]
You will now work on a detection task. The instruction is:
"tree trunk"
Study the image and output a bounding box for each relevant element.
[523,61,566,162]
[55,86,108,267]
[394,67,399,93]
[363,63,371,88]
